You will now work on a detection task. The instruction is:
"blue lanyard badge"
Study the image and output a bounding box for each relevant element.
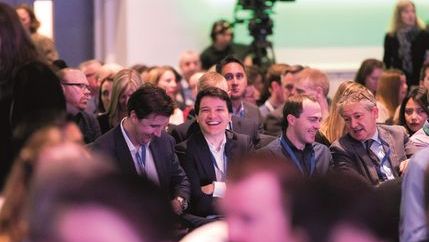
[208,152,228,181]
[280,136,316,176]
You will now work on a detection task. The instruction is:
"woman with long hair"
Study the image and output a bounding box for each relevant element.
[148,66,184,125]
[398,87,429,135]
[15,4,59,64]
[97,69,142,134]
[320,81,368,144]
[376,70,408,123]
[383,0,429,87]
[0,2,42,190]
[354,59,384,95]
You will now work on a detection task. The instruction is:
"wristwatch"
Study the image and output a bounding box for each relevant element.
[176,196,188,210]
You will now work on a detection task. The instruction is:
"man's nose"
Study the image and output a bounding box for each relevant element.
[153,127,163,137]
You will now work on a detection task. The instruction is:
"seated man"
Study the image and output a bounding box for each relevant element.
[58,68,101,143]
[261,94,331,176]
[221,152,302,242]
[89,85,190,214]
[176,87,253,220]
[215,56,262,125]
[330,86,412,185]
[170,72,269,148]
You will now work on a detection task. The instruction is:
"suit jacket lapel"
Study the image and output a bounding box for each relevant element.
[347,135,380,184]
[113,126,138,174]
[193,132,217,181]
[225,131,236,161]
[149,138,167,188]
[377,127,400,177]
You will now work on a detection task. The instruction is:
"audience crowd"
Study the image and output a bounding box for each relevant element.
[1,1,429,242]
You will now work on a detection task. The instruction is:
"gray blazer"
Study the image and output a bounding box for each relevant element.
[330,124,413,185]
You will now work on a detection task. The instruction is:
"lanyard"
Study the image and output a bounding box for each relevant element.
[208,150,228,181]
[280,136,316,176]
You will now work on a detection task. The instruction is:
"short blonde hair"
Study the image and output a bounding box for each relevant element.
[296,68,330,96]
[197,71,227,92]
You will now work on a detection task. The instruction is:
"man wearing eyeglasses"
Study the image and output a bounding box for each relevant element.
[59,68,101,143]
[330,87,413,185]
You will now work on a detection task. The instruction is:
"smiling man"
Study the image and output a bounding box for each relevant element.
[330,86,413,185]
[261,94,331,176]
[89,85,190,215]
[175,87,252,224]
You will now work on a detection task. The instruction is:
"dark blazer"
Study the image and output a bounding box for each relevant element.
[175,130,253,217]
[97,112,112,134]
[170,115,269,148]
[383,30,429,86]
[73,111,101,144]
[89,125,190,200]
[330,125,412,185]
[261,137,332,176]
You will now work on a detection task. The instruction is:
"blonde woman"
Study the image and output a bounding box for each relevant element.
[97,69,142,134]
[148,66,184,125]
[376,70,408,124]
[383,0,429,87]
[320,81,368,144]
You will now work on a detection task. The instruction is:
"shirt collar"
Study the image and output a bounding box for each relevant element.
[204,133,227,153]
[364,129,381,145]
[120,118,150,153]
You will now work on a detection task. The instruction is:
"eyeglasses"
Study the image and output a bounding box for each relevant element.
[61,82,90,90]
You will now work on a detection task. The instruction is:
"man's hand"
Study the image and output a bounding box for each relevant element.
[171,199,183,215]
[201,183,214,195]
[400,159,409,174]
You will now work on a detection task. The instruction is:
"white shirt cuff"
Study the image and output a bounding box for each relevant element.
[212,181,226,197]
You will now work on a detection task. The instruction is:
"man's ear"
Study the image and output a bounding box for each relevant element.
[270,81,279,93]
[129,111,138,122]
[286,114,296,127]
[371,106,379,120]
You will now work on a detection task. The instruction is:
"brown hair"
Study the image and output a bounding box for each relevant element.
[320,81,368,143]
[377,70,405,120]
[16,4,40,33]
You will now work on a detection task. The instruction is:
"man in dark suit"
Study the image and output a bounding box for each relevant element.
[170,71,274,149]
[330,86,413,185]
[175,87,253,222]
[216,56,262,125]
[261,94,331,176]
[59,68,101,143]
[89,85,190,214]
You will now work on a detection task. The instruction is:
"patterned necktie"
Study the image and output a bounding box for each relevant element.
[365,139,387,181]
[136,145,146,175]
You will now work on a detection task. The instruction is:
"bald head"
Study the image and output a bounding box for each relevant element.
[179,50,202,81]
[59,68,91,111]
